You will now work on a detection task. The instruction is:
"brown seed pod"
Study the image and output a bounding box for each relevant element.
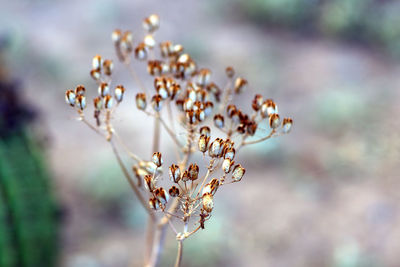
[160,41,173,57]
[261,99,278,118]
[111,29,122,43]
[169,83,180,100]
[120,31,133,53]
[90,69,101,81]
[213,114,225,129]
[232,164,245,182]
[252,94,263,111]
[188,163,199,181]
[237,124,246,134]
[152,152,163,167]
[198,134,210,153]
[103,59,114,76]
[144,174,155,192]
[234,77,247,94]
[269,113,281,129]
[225,66,235,78]
[135,42,148,61]
[224,147,235,160]
[222,158,234,174]
[143,14,160,33]
[209,138,223,157]
[93,96,103,111]
[176,99,184,111]
[144,34,156,48]
[169,186,180,197]
[246,120,258,136]
[114,85,125,103]
[282,117,293,133]
[136,93,147,110]
[204,101,214,117]
[199,126,211,138]
[197,68,211,87]
[186,109,196,124]
[92,55,102,71]
[98,83,110,97]
[202,178,220,196]
[65,90,76,107]
[75,85,86,96]
[202,193,214,213]
[154,187,169,205]
[181,170,190,182]
[149,197,160,210]
[168,164,181,183]
[76,95,86,110]
[104,94,113,109]
[151,94,163,112]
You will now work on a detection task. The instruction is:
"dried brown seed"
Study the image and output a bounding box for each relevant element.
[269,113,281,129]
[135,42,148,61]
[224,147,235,160]
[152,152,163,167]
[225,66,235,78]
[169,164,181,183]
[136,93,147,110]
[65,90,76,107]
[198,134,210,153]
[75,85,86,96]
[247,121,258,136]
[202,193,214,213]
[202,178,219,195]
[103,59,114,76]
[90,69,101,81]
[213,114,224,129]
[114,85,125,103]
[199,126,211,137]
[222,158,234,174]
[143,14,160,33]
[188,163,199,181]
[252,94,263,111]
[149,197,159,210]
[144,174,155,192]
[155,187,169,205]
[98,83,110,97]
[93,96,103,111]
[227,104,237,118]
[261,99,278,118]
[111,29,122,43]
[151,94,163,112]
[103,95,113,109]
[76,95,86,110]
[169,186,180,197]
[209,138,223,157]
[282,117,293,133]
[92,55,102,71]
[232,164,245,182]
[234,77,247,94]
[181,170,190,182]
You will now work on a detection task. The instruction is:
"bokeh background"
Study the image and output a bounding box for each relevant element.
[1,0,400,266]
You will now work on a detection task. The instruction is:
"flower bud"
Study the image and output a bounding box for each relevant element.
[93,96,103,110]
[136,93,147,110]
[199,126,211,138]
[232,164,245,182]
[144,174,155,192]
[103,59,114,76]
[261,99,278,118]
[188,163,199,181]
[222,158,234,174]
[155,187,169,205]
[269,113,280,129]
[152,152,163,167]
[90,69,101,81]
[75,85,86,96]
[169,164,181,183]
[104,95,113,109]
[213,114,224,129]
[234,77,247,94]
[143,14,160,33]
[181,170,190,182]
[149,197,160,210]
[114,85,125,103]
[65,90,76,107]
[282,117,293,133]
[225,66,235,78]
[169,186,180,197]
[92,55,102,71]
[76,95,86,110]
[98,82,110,97]
[112,29,122,43]
[209,138,223,157]
[202,193,214,213]
[151,94,163,112]
[198,134,210,153]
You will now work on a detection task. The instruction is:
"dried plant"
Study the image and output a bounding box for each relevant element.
[65,14,293,267]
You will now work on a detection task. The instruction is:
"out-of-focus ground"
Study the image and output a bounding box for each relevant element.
[1,0,400,266]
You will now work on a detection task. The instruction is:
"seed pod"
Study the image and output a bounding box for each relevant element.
[120,31,133,53]
[155,187,169,205]
[169,186,180,197]
[114,85,125,103]
[176,99,184,111]
[168,164,181,183]
[103,95,113,110]
[135,42,148,61]
[183,98,194,111]
[90,69,101,81]
[75,85,86,96]
[186,110,196,124]
[149,197,159,210]
[197,68,211,87]
[92,55,102,71]
[226,105,236,118]
[236,124,246,134]
[132,165,147,187]
[97,83,109,97]
[199,126,211,138]
[103,59,114,76]
[222,158,234,174]
[181,170,190,182]
[156,85,169,99]
[213,114,224,129]
[234,77,247,94]
[247,121,258,136]
[269,113,281,129]
[261,99,278,118]
[198,134,210,153]
[160,41,173,57]
[202,193,214,213]
[144,34,156,48]
[282,117,293,133]
[151,94,163,112]
[112,29,122,43]
[202,178,219,196]
[252,94,263,111]
[174,44,184,55]
[93,96,103,111]
[144,174,155,192]
[143,14,160,33]
[147,60,163,76]
[65,90,76,107]
[204,101,214,117]
[225,66,235,78]
[136,93,147,110]
[209,138,223,157]
[169,83,180,100]
[152,152,163,167]
[232,164,245,182]
[76,95,86,110]
[188,163,199,181]
[224,147,235,160]
[196,109,205,122]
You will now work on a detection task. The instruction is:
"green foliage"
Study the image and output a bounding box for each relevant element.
[0,132,59,267]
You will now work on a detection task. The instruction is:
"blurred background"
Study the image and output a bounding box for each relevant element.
[1,0,400,266]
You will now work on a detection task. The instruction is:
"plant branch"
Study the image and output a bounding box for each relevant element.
[174,241,183,267]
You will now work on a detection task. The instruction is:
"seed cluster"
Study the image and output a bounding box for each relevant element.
[65,14,292,240]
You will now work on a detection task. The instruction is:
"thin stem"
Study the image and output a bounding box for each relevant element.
[113,130,142,162]
[241,129,276,146]
[194,159,215,198]
[174,241,183,267]
[125,61,148,94]
[152,113,161,153]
